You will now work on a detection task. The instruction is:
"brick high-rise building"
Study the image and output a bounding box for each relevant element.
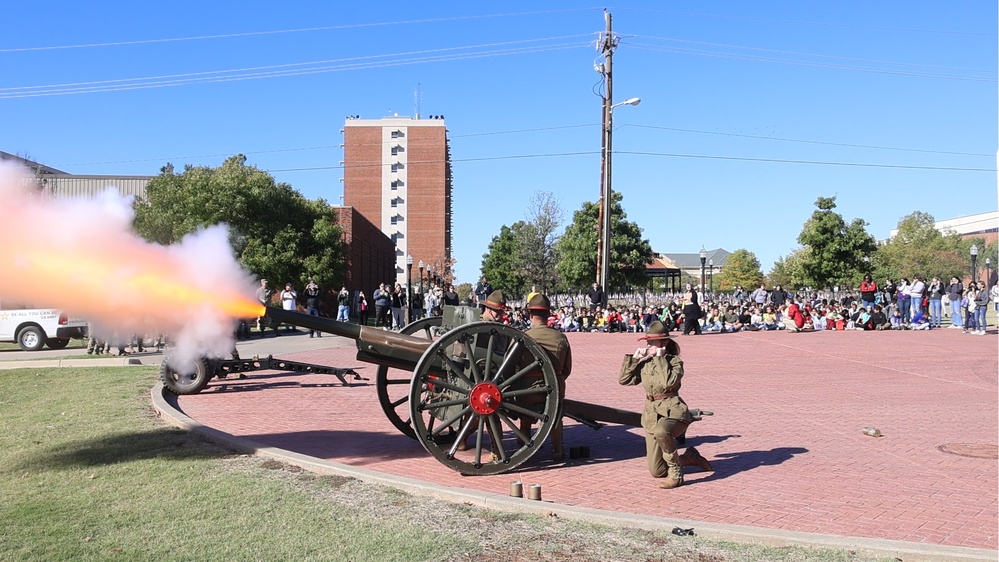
[342,116,452,288]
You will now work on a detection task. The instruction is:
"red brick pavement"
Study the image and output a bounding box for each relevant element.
[174,329,998,550]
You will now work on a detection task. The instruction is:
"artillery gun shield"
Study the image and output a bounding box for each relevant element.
[409,322,560,475]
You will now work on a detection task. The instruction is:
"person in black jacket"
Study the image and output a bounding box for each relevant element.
[305,279,323,337]
[588,283,604,311]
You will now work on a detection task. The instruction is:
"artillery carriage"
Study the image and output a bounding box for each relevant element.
[161,305,710,475]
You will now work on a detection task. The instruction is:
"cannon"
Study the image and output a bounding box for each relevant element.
[163,305,710,476]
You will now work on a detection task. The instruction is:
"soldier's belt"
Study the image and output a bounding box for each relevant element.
[647,393,678,401]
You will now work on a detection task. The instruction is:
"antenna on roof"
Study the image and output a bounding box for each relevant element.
[415,83,422,119]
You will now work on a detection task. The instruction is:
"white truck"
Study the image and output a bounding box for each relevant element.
[0,303,88,351]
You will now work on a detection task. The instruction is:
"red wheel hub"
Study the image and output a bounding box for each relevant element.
[469,382,502,415]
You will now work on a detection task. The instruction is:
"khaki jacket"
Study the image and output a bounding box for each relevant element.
[618,354,691,431]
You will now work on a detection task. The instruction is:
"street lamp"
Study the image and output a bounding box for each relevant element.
[699,246,707,294]
[970,244,978,283]
[418,259,425,294]
[708,258,714,295]
[406,254,413,325]
[597,95,641,300]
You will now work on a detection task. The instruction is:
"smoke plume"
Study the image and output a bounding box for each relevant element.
[0,162,262,368]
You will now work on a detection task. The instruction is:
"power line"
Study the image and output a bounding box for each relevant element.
[0,8,603,53]
[626,43,996,82]
[618,124,993,157]
[260,151,995,174]
[627,34,996,75]
[613,8,997,37]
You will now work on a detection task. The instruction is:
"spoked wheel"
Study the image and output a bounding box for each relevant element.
[409,322,559,475]
[160,356,213,395]
[376,316,444,439]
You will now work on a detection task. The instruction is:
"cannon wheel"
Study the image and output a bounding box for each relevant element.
[375,316,443,439]
[409,322,559,476]
[160,357,212,395]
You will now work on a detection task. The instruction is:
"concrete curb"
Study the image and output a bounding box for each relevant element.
[0,356,161,370]
[150,383,996,562]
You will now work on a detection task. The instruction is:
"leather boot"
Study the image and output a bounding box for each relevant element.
[658,476,682,489]
[659,451,683,489]
[679,447,714,472]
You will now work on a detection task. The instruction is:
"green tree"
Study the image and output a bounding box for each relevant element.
[480,222,529,298]
[716,249,763,291]
[796,197,877,290]
[769,247,809,289]
[874,211,968,283]
[556,191,653,292]
[133,155,348,295]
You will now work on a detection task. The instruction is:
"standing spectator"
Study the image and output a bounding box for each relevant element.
[305,279,323,338]
[883,279,898,309]
[946,276,964,329]
[426,287,441,317]
[473,276,493,307]
[990,282,999,315]
[391,283,405,330]
[357,291,370,326]
[681,283,702,336]
[411,287,425,321]
[963,283,978,334]
[909,275,926,318]
[897,278,913,325]
[732,286,746,306]
[373,283,391,329]
[443,285,460,306]
[926,277,945,328]
[859,275,878,311]
[336,286,350,322]
[770,285,787,308]
[281,283,298,332]
[751,283,768,306]
[973,281,989,334]
[255,278,278,337]
[588,283,605,311]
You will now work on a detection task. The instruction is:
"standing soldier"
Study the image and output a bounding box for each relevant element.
[618,321,713,489]
[518,293,572,461]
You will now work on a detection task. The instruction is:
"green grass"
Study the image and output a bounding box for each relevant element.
[0,367,898,562]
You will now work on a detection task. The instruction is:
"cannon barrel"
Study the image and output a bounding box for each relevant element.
[263,306,429,371]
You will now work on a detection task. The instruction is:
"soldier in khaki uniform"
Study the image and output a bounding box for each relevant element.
[619,320,712,488]
[519,293,572,460]
[456,289,508,453]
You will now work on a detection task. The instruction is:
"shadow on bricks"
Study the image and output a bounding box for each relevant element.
[705,446,809,481]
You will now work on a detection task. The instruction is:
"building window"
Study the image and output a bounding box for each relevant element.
[391,145,404,156]
[391,179,403,190]
[391,163,404,173]
[391,130,404,139]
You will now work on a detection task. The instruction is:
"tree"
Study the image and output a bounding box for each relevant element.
[516,191,563,294]
[769,248,809,289]
[796,197,877,290]
[874,211,968,283]
[716,249,764,291]
[133,155,348,294]
[556,191,653,292]
[480,222,529,298]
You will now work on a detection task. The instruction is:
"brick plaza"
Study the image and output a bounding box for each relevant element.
[174,328,998,551]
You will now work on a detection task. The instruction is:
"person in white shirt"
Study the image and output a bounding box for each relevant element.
[280,283,298,332]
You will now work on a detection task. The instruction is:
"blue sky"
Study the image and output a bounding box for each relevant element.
[2,1,996,285]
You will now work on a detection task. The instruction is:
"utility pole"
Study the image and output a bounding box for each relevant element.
[595,10,617,299]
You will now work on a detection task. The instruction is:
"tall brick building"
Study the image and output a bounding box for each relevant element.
[342,116,452,287]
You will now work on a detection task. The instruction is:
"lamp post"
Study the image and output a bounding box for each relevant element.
[987,257,992,289]
[418,259,425,293]
[863,255,870,272]
[708,258,714,295]
[970,244,978,283]
[597,96,641,299]
[699,246,707,294]
[406,254,413,326]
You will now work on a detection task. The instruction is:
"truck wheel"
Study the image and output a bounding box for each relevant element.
[46,338,70,350]
[160,357,212,395]
[17,326,46,351]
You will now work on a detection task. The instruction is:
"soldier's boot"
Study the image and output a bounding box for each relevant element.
[679,447,714,472]
[658,451,684,489]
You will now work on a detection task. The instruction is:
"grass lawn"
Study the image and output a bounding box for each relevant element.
[1,366,893,561]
